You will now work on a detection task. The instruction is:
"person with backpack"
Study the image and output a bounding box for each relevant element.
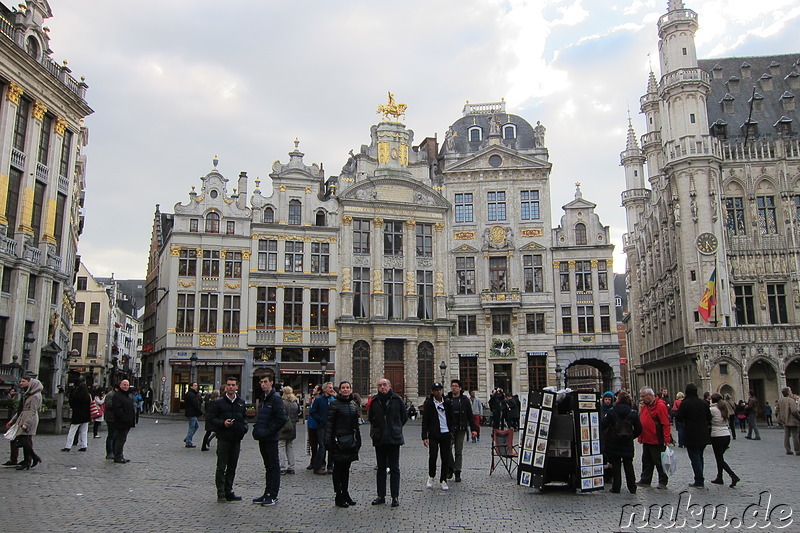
[675,383,712,488]
[600,391,642,493]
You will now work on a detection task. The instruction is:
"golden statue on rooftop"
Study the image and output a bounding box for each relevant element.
[377,92,407,121]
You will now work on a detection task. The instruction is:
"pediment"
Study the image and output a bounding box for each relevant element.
[450,243,480,253]
[446,145,551,172]
[519,241,546,250]
[340,177,448,208]
[563,197,597,210]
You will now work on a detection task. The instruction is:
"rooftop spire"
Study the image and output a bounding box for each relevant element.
[626,118,640,151]
[647,70,658,94]
[667,0,685,12]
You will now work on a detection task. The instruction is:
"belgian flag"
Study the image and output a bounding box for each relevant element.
[698,268,716,322]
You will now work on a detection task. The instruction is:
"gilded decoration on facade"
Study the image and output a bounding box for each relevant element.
[519,228,543,237]
[376,92,407,121]
[284,331,301,343]
[279,185,286,192]
[170,246,181,256]
[220,250,227,259]
[377,141,390,164]
[405,271,416,295]
[455,231,476,240]
[32,101,47,121]
[242,250,251,260]
[491,338,514,358]
[342,216,352,225]
[305,187,312,194]
[372,217,384,227]
[399,143,408,165]
[372,269,383,292]
[178,280,195,288]
[342,267,352,292]
[435,271,445,296]
[199,334,216,346]
[54,117,67,136]
[580,335,595,344]
[225,282,241,289]
[568,260,576,269]
[405,219,416,229]
[434,223,444,232]
[6,82,22,104]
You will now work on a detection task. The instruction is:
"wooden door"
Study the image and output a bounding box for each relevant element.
[385,362,405,399]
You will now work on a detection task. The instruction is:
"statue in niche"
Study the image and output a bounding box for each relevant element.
[444,126,456,153]
[533,121,546,147]
[673,201,681,225]
[690,197,698,220]
[488,114,500,136]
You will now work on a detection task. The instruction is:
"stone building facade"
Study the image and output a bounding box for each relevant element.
[0,0,91,394]
[622,0,800,406]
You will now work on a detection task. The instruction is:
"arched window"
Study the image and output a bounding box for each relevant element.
[25,36,39,59]
[315,210,326,227]
[263,207,274,223]
[205,212,220,233]
[503,124,516,139]
[288,199,301,225]
[468,127,482,142]
[353,341,370,396]
[417,341,434,396]
[575,223,587,245]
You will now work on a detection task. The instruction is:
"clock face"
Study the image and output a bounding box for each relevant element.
[696,232,718,255]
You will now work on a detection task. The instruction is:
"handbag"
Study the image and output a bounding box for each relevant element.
[336,432,357,452]
[4,423,19,441]
[90,401,102,419]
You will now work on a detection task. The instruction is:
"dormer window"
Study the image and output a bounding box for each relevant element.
[759,73,773,92]
[721,93,735,114]
[743,120,758,139]
[205,212,220,233]
[727,76,740,94]
[775,116,793,136]
[575,223,587,245]
[786,72,800,91]
[711,120,728,139]
[25,36,39,60]
[263,207,274,223]
[315,210,326,227]
[288,199,301,225]
[750,93,764,113]
[502,124,516,140]
[468,126,482,142]
[781,92,795,112]
[741,62,752,78]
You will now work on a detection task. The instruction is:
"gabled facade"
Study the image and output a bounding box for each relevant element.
[0,0,91,394]
[69,262,113,389]
[623,0,800,406]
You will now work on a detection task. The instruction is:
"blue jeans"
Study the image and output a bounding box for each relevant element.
[746,414,760,439]
[185,417,199,445]
[686,445,706,485]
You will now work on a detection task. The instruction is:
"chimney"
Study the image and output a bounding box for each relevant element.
[237,172,248,209]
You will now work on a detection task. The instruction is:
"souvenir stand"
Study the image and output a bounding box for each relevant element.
[516,389,604,493]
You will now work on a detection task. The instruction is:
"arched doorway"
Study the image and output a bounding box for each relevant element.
[747,359,778,417]
[719,384,736,401]
[785,359,800,395]
[565,358,615,392]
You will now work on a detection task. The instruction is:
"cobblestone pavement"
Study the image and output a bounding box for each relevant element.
[0,418,795,532]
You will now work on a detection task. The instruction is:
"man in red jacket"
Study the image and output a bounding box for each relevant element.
[636,387,672,489]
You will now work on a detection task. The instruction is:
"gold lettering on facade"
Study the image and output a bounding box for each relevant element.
[454,231,476,240]
[520,228,543,237]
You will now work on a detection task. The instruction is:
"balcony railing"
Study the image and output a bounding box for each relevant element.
[23,244,40,264]
[663,134,721,163]
[310,330,329,343]
[0,236,17,256]
[255,330,276,343]
[35,162,49,183]
[175,333,194,347]
[10,148,25,170]
[222,333,239,347]
[696,324,800,345]
[480,289,521,308]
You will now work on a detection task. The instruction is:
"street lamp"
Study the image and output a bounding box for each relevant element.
[555,363,563,390]
[439,360,447,384]
[320,358,328,386]
[22,331,35,373]
[8,355,21,394]
[190,352,199,384]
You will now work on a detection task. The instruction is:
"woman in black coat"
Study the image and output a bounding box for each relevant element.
[62,381,92,452]
[325,381,362,508]
[600,391,642,494]
[675,382,712,488]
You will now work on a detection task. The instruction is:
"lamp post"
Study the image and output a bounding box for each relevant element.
[190,352,199,384]
[555,363,563,390]
[439,360,447,384]
[320,358,328,386]
[8,355,21,393]
[110,357,119,386]
[22,331,35,373]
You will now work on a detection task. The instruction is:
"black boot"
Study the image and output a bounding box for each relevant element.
[335,493,349,508]
[344,492,356,506]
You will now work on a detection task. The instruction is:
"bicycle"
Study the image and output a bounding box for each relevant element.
[151,400,170,415]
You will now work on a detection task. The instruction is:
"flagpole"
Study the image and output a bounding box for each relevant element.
[713,253,718,326]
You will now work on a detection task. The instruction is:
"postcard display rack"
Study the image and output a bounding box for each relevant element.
[517,390,604,493]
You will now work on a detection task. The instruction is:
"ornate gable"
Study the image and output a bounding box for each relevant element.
[445,145,551,173]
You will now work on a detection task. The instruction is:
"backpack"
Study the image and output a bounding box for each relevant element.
[612,413,634,439]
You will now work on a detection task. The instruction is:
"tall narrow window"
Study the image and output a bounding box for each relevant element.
[258,240,277,272]
[74,301,85,324]
[315,210,326,227]
[71,332,83,353]
[457,315,477,336]
[757,196,778,234]
[283,288,303,330]
[353,267,370,318]
[416,223,432,257]
[459,355,478,392]
[226,221,235,235]
[353,341,370,397]
[12,98,30,153]
[77,277,87,290]
[263,207,274,223]
[202,250,220,277]
[189,219,198,232]
[222,295,240,333]
[179,249,197,276]
[0,267,10,293]
[561,306,573,334]
[523,254,543,292]
[489,256,507,291]
[577,305,594,333]
[456,257,475,295]
[528,354,547,391]
[5,168,22,237]
[353,219,371,254]
[767,283,788,324]
[205,212,220,233]
[383,220,403,256]
[284,241,304,272]
[454,193,473,223]
[521,190,540,220]
[310,289,329,330]
[492,313,511,335]
[59,129,72,178]
[734,285,756,325]
[526,313,545,334]
[288,199,302,225]
[384,269,403,319]
[87,332,98,356]
[31,181,46,242]
[417,270,433,320]
[256,287,276,329]
[176,294,195,333]
[224,252,242,279]
[417,342,434,395]
[600,305,611,333]
[89,302,100,324]
[487,191,506,221]
[726,197,746,235]
[38,114,52,165]
[575,223,587,245]
[468,127,482,142]
[53,192,66,253]
[311,242,330,273]
[199,293,218,333]
[503,124,517,139]
[575,261,592,291]
[598,260,608,291]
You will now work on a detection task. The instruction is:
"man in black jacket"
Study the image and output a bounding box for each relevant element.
[422,382,454,491]
[447,379,478,483]
[368,378,408,507]
[184,382,203,448]
[252,375,287,507]
[206,377,248,502]
[111,380,136,463]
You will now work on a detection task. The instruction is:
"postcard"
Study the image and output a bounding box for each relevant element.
[581,442,591,455]
[521,450,533,465]
[591,427,599,441]
[593,476,604,487]
[538,424,549,439]
[536,440,548,453]
[590,412,599,426]
[542,394,554,409]
[533,453,546,467]
[578,393,595,401]
[578,401,595,410]
[581,456,593,466]
[540,411,551,424]
[580,413,589,427]
[580,428,590,441]
[582,478,593,490]
[520,472,532,487]
[591,440,601,455]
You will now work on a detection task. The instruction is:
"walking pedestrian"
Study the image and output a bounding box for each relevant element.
[91,389,105,438]
[777,387,800,455]
[600,391,641,493]
[469,391,483,442]
[183,382,203,448]
[104,383,118,459]
[62,378,91,452]
[675,383,711,488]
[709,393,740,487]
[446,379,478,483]
[636,387,671,489]
[325,381,362,508]
[745,390,761,440]
[279,386,299,475]
[3,376,43,470]
[422,382,454,491]
[201,389,220,451]
[368,378,408,508]
[764,402,773,427]
[310,382,335,475]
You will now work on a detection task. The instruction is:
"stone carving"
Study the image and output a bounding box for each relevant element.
[488,114,500,136]
[533,121,546,147]
[444,126,456,153]
[415,192,435,205]
[483,226,512,249]
[355,186,377,200]
[342,268,352,292]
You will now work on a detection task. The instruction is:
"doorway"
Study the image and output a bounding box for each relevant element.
[493,363,512,393]
[385,339,405,398]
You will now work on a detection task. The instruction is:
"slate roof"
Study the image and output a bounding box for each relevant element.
[446,113,537,154]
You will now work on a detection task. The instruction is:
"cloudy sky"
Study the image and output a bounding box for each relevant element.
[43,0,800,279]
